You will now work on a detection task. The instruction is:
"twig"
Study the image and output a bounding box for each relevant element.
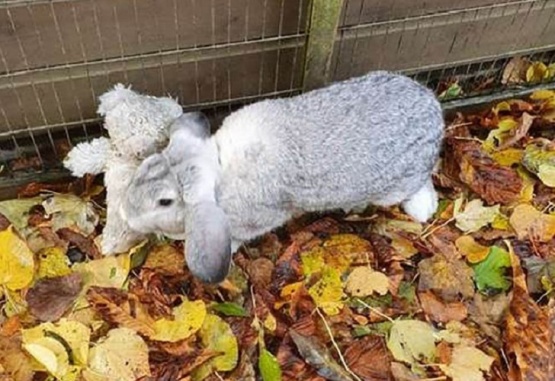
[315,307,362,381]
[355,298,394,323]
[420,217,455,240]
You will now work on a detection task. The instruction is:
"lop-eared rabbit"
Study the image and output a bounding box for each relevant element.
[121,71,444,283]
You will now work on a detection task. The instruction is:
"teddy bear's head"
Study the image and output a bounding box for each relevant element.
[97,84,183,159]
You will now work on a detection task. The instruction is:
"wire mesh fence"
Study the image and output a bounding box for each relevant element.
[0,0,554,191]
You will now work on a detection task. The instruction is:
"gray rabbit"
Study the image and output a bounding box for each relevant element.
[121,71,444,283]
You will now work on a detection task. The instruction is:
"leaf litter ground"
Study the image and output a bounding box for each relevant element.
[1,90,555,381]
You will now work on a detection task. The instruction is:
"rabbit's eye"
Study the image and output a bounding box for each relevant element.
[158,198,174,207]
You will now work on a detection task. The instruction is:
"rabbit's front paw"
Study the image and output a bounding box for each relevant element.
[402,180,438,223]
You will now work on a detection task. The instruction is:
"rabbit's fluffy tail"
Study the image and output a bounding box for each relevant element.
[63,137,111,177]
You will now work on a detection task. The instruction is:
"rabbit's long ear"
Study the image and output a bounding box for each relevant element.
[170,111,211,139]
[185,201,232,284]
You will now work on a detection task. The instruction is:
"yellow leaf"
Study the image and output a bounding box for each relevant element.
[526,62,549,82]
[491,148,523,167]
[73,254,130,289]
[510,204,555,242]
[492,213,511,231]
[537,163,555,187]
[263,313,277,332]
[439,346,494,381]
[530,89,555,100]
[345,266,389,296]
[307,268,344,316]
[454,199,500,233]
[22,319,90,367]
[192,314,239,381]
[0,226,35,291]
[301,234,373,276]
[492,101,511,114]
[22,319,90,381]
[455,236,489,264]
[151,299,206,342]
[37,247,71,279]
[516,166,536,204]
[85,328,150,381]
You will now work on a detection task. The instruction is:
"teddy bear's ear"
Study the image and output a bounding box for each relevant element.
[97,83,136,116]
[169,112,211,139]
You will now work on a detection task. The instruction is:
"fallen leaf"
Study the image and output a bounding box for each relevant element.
[390,362,420,381]
[509,204,555,242]
[37,247,71,279]
[42,193,99,236]
[386,320,436,366]
[86,287,156,337]
[289,330,354,381]
[0,226,35,291]
[84,328,150,381]
[467,292,511,342]
[344,335,392,380]
[27,273,83,322]
[212,302,249,317]
[502,57,530,84]
[259,348,282,381]
[453,140,523,204]
[522,138,555,188]
[526,61,550,82]
[454,199,500,234]
[0,197,42,233]
[418,291,468,323]
[439,346,494,381]
[73,254,130,289]
[491,148,524,167]
[22,319,90,380]
[504,246,552,380]
[307,268,344,316]
[151,299,207,342]
[472,246,511,293]
[418,254,475,302]
[143,243,184,275]
[455,235,490,264]
[0,335,34,381]
[345,267,389,297]
[522,256,555,294]
[192,314,239,380]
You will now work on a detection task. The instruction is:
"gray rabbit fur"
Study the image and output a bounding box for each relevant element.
[121,71,444,283]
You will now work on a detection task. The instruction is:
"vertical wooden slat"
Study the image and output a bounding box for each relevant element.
[302,0,344,91]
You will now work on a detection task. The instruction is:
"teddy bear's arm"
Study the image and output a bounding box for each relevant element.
[63,137,111,177]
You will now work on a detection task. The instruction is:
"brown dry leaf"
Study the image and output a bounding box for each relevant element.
[418,291,468,323]
[453,140,523,205]
[502,57,530,84]
[247,257,275,288]
[509,204,555,242]
[0,335,34,381]
[289,330,354,381]
[26,272,83,322]
[418,253,475,302]
[344,335,392,380]
[504,244,553,380]
[467,292,511,343]
[86,286,156,337]
[143,243,185,275]
[390,362,421,381]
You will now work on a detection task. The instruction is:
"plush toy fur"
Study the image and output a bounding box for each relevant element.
[64,84,183,254]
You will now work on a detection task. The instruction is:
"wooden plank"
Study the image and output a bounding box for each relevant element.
[0,46,305,134]
[0,0,308,73]
[332,3,555,81]
[339,0,528,26]
[302,0,345,91]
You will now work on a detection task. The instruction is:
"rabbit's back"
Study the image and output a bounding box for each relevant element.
[214,71,443,236]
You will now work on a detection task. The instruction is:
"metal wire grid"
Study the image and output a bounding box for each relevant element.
[0,0,308,178]
[333,0,555,94]
[0,0,554,188]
